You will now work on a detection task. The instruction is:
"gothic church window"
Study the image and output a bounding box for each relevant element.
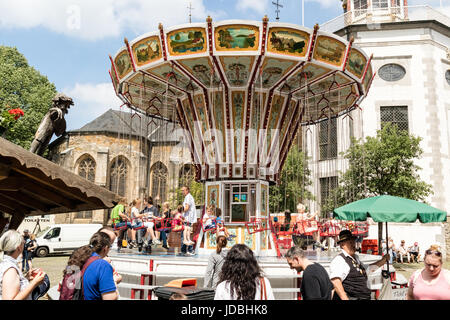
[110,157,129,197]
[151,162,168,204]
[76,156,96,219]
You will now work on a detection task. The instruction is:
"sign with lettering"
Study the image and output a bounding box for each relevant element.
[391,287,408,300]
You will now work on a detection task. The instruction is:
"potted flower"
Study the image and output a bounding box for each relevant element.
[0,105,25,137]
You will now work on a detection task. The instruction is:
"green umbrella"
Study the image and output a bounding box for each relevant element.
[333,195,447,275]
[333,195,447,223]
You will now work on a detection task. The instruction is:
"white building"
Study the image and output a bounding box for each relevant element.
[303,1,450,256]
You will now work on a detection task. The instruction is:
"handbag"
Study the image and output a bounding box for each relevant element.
[260,277,267,300]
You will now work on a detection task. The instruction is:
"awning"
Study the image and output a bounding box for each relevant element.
[0,137,120,228]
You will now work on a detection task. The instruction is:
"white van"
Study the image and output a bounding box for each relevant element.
[35,224,103,257]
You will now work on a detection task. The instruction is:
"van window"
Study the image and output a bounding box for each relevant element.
[44,227,61,239]
[36,227,50,238]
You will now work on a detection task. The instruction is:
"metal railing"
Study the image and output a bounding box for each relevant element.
[320,5,450,33]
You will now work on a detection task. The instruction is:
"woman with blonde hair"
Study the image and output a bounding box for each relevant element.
[204,235,228,289]
[0,230,47,300]
[296,203,320,248]
[406,245,450,300]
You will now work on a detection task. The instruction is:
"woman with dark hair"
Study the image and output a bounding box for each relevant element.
[82,232,118,300]
[204,235,228,289]
[214,244,274,300]
[61,232,118,300]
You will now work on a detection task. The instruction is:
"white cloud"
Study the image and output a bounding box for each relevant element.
[0,0,220,41]
[63,82,123,130]
[236,0,269,15]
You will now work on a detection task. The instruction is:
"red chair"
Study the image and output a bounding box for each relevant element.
[245,218,269,234]
[113,221,129,231]
[131,218,147,231]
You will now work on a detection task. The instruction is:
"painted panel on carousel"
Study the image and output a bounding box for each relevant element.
[219,56,255,87]
[260,230,267,250]
[254,58,297,89]
[261,184,268,216]
[214,25,259,51]
[132,36,162,67]
[182,98,199,145]
[242,228,256,250]
[286,63,331,90]
[279,100,297,141]
[114,50,133,79]
[178,57,221,87]
[231,91,246,162]
[207,184,220,207]
[249,92,266,164]
[346,48,367,79]
[313,36,346,67]
[267,27,310,57]
[363,64,373,94]
[308,72,352,95]
[265,95,285,157]
[212,91,227,163]
[148,63,199,91]
[194,94,215,162]
[167,28,207,56]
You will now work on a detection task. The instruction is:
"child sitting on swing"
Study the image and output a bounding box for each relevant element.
[202,205,217,232]
[214,207,235,241]
[171,205,184,232]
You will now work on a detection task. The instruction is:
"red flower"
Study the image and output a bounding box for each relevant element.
[8,108,25,120]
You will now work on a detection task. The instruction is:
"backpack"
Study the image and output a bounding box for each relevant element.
[59,256,100,300]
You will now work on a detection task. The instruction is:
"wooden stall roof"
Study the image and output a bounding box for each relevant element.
[0,137,120,219]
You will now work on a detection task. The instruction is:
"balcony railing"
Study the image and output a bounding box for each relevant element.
[320,5,450,33]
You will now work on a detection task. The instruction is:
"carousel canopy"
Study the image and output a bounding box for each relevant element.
[109,16,374,183]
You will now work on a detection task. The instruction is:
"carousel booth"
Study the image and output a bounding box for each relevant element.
[108,16,374,258]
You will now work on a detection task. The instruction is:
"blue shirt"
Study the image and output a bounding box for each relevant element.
[83,253,116,300]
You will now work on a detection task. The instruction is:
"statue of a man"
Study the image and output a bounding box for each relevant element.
[29,93,74,156]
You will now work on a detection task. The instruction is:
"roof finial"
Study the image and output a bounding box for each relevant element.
[272,0,283,21]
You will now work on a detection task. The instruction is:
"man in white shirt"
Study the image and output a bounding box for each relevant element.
[329,230,390,300]
[179,186,196,256]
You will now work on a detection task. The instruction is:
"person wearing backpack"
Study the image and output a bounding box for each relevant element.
[60,232,118,300]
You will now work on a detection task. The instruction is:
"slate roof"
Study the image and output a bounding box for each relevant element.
[70,109,180,142]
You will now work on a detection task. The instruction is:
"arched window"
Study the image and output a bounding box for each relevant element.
[78,156,96,182]
[179,164,196,188]
[76,155,96,219]
[110,157,129,197]
[151,162,168,204]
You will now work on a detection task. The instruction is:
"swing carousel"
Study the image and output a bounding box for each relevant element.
[108,16,374,257]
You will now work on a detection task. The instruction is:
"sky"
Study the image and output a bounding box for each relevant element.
[0,0,448,131]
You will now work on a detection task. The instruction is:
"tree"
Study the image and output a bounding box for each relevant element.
[322,123,433,213]
[269,147,314,213]
[0,46,57,149]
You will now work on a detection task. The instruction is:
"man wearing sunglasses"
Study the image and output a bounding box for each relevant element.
[329,230,390,300]
[406,245,450,300]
